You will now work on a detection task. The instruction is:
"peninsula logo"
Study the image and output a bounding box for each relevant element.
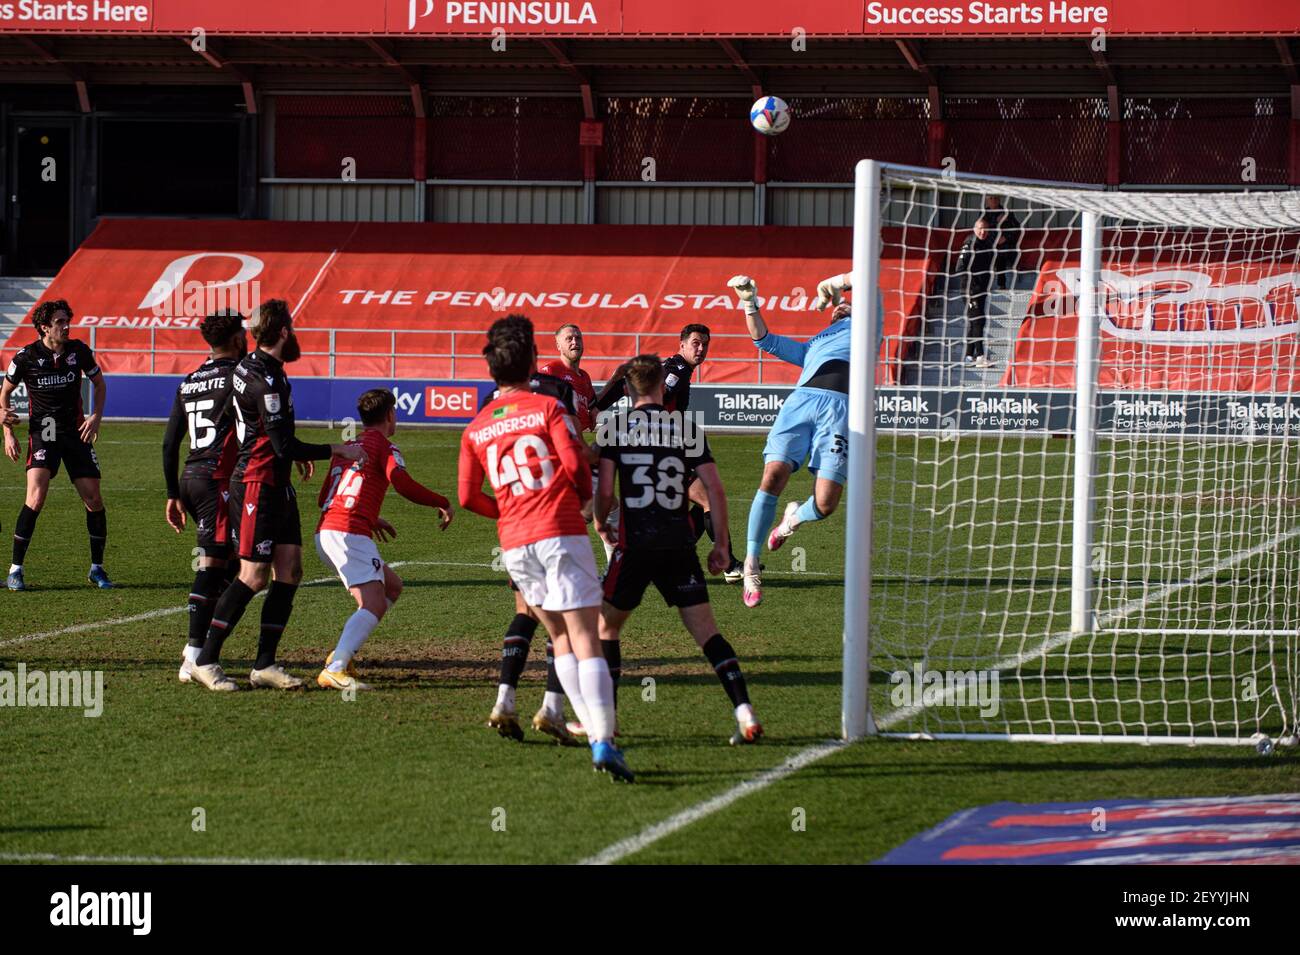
[1055,267,1300,345]
[407,0,600,30]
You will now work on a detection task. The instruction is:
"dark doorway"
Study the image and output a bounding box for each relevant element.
[9,120,74,275]
[99,119,240,215]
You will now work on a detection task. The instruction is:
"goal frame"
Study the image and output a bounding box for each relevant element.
[841,160,1297,748]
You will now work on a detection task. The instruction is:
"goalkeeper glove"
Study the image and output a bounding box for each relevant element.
[814,272,851,311]
[727,274,760,316]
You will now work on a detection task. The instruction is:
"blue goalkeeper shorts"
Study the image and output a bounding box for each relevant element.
[763,387,849,486]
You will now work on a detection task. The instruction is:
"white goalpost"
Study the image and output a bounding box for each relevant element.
[843,160,1300,748]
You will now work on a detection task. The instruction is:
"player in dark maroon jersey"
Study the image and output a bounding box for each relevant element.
[162,311,247,684]
[594,355,763,744]
[189,299,365,693]
[596,324,746,582]
[1,300,111,591]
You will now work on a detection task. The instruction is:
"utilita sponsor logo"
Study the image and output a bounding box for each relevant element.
[1056,267,1300,345]
[425,385,478,418]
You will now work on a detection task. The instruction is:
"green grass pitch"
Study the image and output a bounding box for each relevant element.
[0,423,1295,864]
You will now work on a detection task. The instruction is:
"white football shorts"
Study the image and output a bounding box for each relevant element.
[315,530,385,590]
[502,534,601,612]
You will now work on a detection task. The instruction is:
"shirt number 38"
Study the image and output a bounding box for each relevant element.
[622,453,686,510]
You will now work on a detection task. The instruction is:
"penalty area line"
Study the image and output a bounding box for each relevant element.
[578,739,846,866]
[0,562,416,650]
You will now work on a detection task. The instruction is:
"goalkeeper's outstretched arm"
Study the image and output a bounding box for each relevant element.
[726,274,808,367]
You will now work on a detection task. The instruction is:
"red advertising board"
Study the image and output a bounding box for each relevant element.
[1,1,1297,36]
[0,219,930,386]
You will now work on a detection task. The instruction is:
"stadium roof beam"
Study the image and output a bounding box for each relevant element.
[540,39,595,118]
[361,38,425,118]
[178,36,257,113]
[18,36,90,112]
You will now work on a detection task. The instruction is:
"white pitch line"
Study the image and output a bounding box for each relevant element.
[578,740,846,866]
[581,520,1300,864]
[0,562,414,650]
[0,851,405,866]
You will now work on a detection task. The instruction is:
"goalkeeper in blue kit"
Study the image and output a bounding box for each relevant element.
[726,272,856,607]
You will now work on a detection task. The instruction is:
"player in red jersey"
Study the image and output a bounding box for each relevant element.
[459,314,633,782]
[537,323,597,432]
[314,389,452,691]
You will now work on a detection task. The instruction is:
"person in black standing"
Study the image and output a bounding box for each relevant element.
[980,195,1023,290]
[162,311,247,683]
[1,300,111,591]
[189,299,365,692]
[961,218,998,368]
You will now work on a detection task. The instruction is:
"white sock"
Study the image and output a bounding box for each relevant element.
[543,690,566,720]
[183,645,201,664]
[9,563,21,574]
[577,656,616,744]
[495,684,515,710]
[553,653,590,729]
[736,702,756,725]
[90,563,103,572]
[332,608,379,668]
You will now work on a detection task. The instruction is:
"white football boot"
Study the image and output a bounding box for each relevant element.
[190,662,240,692]
[249,663,305,690]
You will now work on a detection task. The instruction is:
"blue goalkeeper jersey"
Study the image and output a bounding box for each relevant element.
[753,290,882,391]
[754,317,852,391]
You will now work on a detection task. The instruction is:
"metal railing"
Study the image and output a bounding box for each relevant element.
[83,326,778,383]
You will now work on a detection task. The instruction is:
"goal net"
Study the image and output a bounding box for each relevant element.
[843,162,1300,747]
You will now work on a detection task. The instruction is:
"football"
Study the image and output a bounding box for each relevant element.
[750,95,791,136]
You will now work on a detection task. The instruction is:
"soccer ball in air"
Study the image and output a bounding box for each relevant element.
[750,96,791,136]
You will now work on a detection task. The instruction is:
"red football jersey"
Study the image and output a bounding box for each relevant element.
[317,429,405,535]
[459,390,590,550]
[537,359,596,432]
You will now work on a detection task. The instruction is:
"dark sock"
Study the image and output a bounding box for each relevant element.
[222,559,240,590]
[545,639,563,694]
[13,505,39,566]
[602,638,621,708]
[197,579,256,666]
[187,569,222,649]
[689,504,706,545]
[254,581,297,671]
[702,634,750,708]
[500,613,538,689]
[703,511,739,564]
[86,508,107,565]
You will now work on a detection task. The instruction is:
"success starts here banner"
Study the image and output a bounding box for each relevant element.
[0,1,1297,36]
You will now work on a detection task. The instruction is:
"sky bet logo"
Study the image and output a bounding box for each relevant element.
[425,385,478,418]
